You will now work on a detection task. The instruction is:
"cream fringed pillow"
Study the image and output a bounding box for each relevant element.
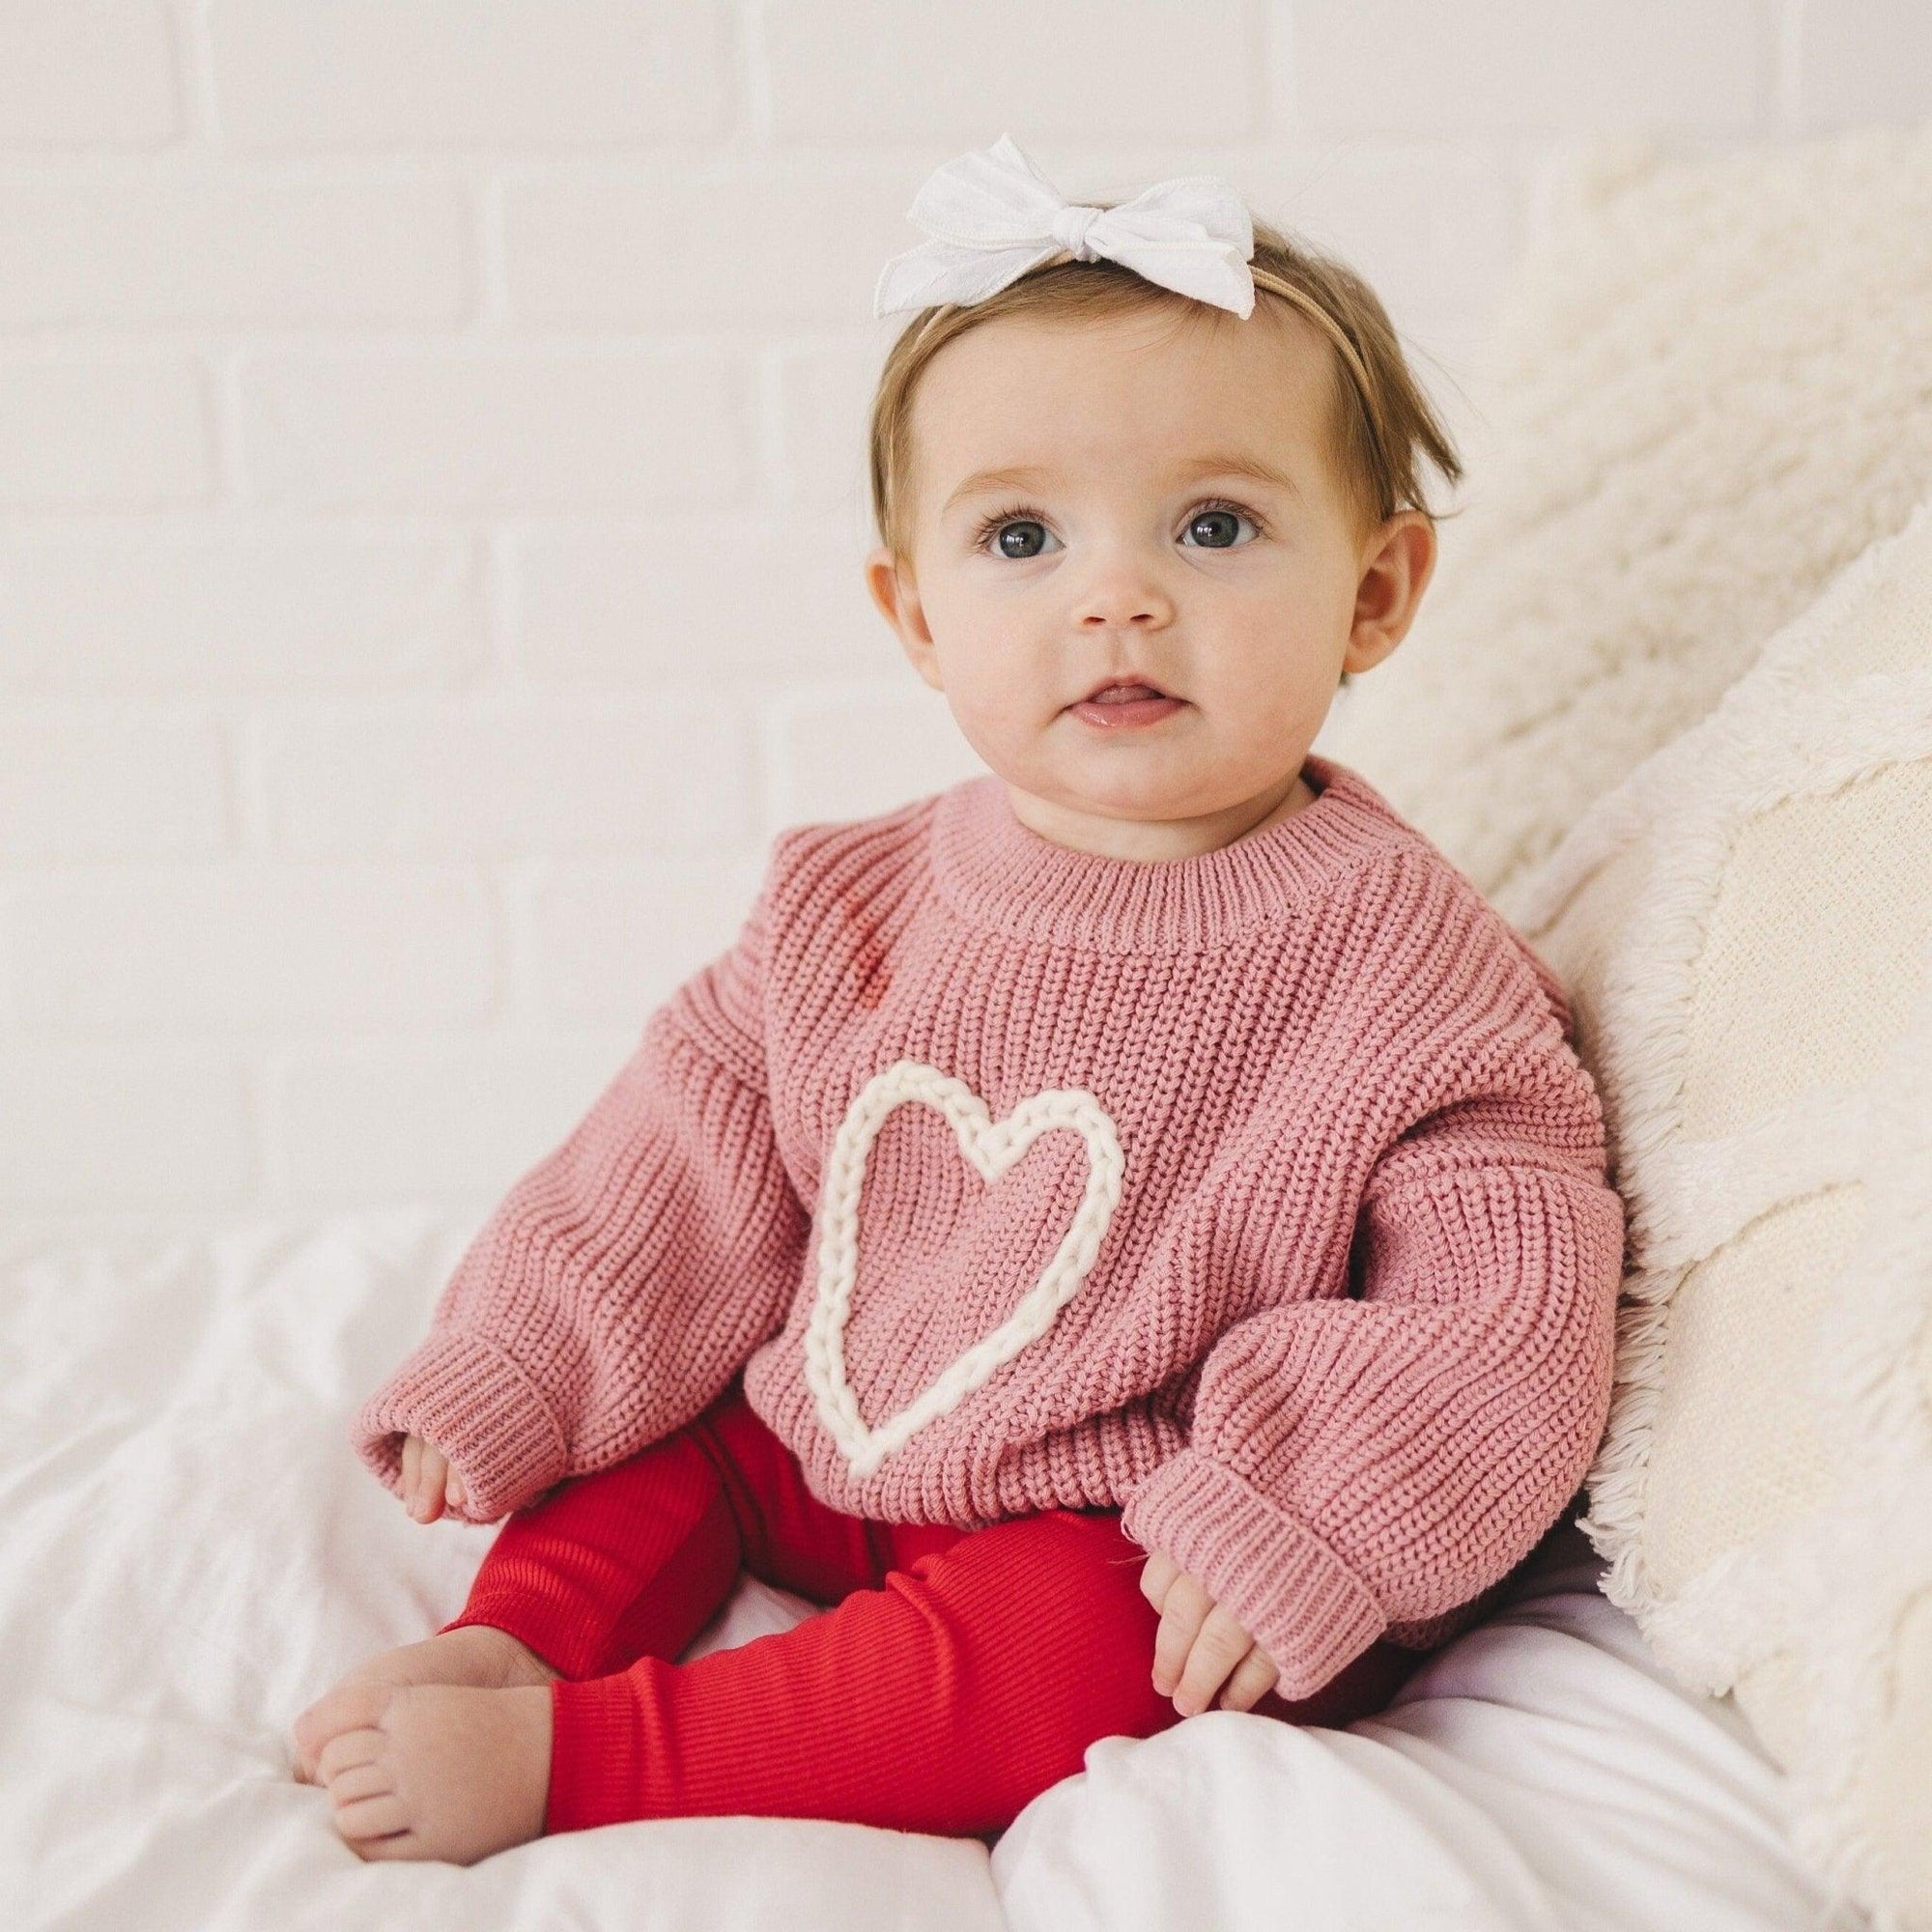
[1505,500,1932,1932]
[1314,122,1932,908]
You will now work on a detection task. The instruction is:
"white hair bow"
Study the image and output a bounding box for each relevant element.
[873,132,1259,321]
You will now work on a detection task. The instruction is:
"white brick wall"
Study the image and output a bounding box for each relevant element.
[0,353,215,505]
[0,173,474,325]
[1286,0,1776,135]
[0,3,182,150]
[1,0,1925,1239]
[237,349,748,509]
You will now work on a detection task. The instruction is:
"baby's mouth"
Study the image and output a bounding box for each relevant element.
[1068,683,1188,728]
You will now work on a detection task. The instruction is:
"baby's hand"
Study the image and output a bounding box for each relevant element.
[398,1432,469,1523]
[1140,1548,1282,1716]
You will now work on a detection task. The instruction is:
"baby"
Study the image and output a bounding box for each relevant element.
[290,135,1625,1865]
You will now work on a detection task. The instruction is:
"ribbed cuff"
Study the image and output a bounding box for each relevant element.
[349,1327,571,1523]
[1120,1447,1387,1699]
[436,1605,576,1679]
[546,1672,653,1835]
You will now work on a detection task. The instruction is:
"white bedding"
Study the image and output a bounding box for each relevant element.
[0,1208,1870,1932]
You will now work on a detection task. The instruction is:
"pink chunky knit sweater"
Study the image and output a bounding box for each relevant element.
[353,753,1625,1697]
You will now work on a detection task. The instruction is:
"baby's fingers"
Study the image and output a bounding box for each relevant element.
[1139,1549,1180,1614]
[413,1442,449,1521]
[1151,1570,1212,1698]
[399,1435,447,1521]
[1172,1603,1255,1717]
[444,1465,467,1512]
[1215,1642,1281,1713]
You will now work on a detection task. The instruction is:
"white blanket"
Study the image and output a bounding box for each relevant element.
[0,1208,1869,1931]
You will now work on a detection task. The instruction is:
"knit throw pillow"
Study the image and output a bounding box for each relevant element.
[1505,499,1932,1932]
[1314,122,1932,911]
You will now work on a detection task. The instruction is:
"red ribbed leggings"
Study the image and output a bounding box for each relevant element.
[441,1375,1420,1844]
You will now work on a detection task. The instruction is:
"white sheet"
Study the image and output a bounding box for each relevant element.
[0,1208,1870,1932]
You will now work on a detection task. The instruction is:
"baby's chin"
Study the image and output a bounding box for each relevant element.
[999,746,1312,837]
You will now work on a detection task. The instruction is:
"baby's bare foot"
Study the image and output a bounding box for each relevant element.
[298,1680,552,1864]
[345,1625,558,1693]
[292,1626,555,1783]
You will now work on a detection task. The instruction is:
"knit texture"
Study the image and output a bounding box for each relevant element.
[351,753,1626,1697]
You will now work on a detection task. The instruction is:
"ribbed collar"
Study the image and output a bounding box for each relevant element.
[929,753,1406,953]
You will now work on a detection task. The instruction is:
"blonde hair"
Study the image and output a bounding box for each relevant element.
[867,212,1464,686]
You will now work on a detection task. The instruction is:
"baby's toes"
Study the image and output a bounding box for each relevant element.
[293,1681,397,1783]
[316,1722,387,1791]
[325,1760,394,1808]
[334,1789,412,1847]
[324,1756,411,1847]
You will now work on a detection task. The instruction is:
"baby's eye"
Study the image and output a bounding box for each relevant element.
[979,516,1060,561]
[971,498,1264,559]
[1179,502,1262,550]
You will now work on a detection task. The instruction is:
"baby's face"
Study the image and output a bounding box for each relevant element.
[865,300,1435,856]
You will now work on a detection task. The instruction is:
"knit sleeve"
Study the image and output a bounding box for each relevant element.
[348,841,810,1524]
[1118,1003,1625,1701]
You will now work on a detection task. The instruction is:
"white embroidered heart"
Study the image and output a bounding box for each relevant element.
[803,1058,1124,1480]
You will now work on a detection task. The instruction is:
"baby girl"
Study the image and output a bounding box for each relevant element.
[290,134,1625,1864]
